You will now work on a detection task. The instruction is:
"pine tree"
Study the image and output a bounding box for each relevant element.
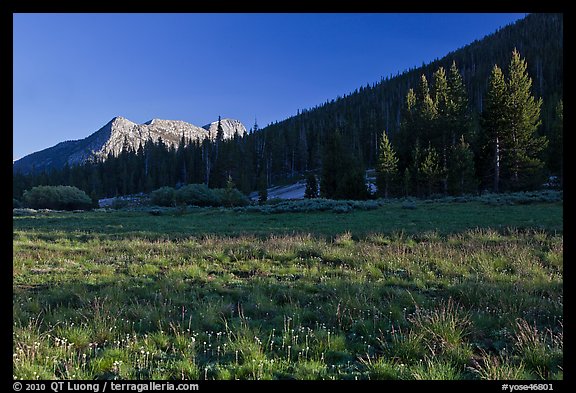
[481,65,508,193]
[410,139,422,197]
[201,137,212,186]
[296,124,309,172]
[448,136,477,195]
[375,130,398,198]
[304,174,319,199]
[415,74,438,144]
[257,175,268,204]
[176,134,188,186]
[432,67,450,194]
[223,174,235,207]
[446,62,474,194]
[216,116,225,142]
[338,164,369,200]
[420,142,443,197]
[209,116,227,188]
[504,49,547,189]
[402,168,411,197]
[481,50,547,192]
[398,88,417,169]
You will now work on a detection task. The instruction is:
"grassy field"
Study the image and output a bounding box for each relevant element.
[13,198,563,380]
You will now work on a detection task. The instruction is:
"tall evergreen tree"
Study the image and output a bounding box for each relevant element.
[504,49,547,189]
[410,138,423,197]
[375,130,398,198]
[448,136,477,195]
[216,116,225,142]
[447,61,472,145]
[398,88,417,169]
[402,167,411,197]
[420,142,443,197]
[481,65,508,192]
[446,61,474,192]
[257,174,268,204]
[481,50,547,192]
[415,74,438,144]
[176,134,188,185]
[209,116,227,188]
[432,67,450,193]
[201,136,212,186]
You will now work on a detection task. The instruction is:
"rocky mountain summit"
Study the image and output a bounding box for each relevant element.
[13,116,247,174]
[202,118,247,140]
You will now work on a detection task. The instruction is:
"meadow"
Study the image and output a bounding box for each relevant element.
[13,196,563,380]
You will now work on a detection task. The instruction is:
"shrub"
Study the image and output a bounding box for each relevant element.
[478,190,562,206]
[22,185,92,210]
[149,184,250,208]
[13,198,21,208]
[332,204,352,213]
[213,188,250,207]
[239,198,382,214]
[173,184,250,208]
[175,184,220,207]
[150,186,176,207]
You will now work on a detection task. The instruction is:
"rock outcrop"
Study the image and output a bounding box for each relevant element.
[13,116,246,174]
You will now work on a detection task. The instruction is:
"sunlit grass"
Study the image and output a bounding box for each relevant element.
[13,200,562,380]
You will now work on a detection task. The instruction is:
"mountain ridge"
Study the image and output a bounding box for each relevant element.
[13,116,247,174]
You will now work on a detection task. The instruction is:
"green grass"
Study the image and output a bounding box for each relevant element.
[13,198,563,380]
[13,199,562,240]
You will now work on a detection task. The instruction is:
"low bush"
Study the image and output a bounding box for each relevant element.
[150,184,250,208]
[236,198,382,214]
[22,185,92,211]
[478,190,562,206]
[150,186,176,207]
[175,184,221,207]
[213,188,250,207]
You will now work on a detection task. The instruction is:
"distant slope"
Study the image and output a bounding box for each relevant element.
[13,116,246,174]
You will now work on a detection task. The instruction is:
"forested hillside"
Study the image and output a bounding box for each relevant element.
[250,13,562,187]
[13,13,563,201]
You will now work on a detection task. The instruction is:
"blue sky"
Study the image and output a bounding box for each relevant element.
[13,13,527,160]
